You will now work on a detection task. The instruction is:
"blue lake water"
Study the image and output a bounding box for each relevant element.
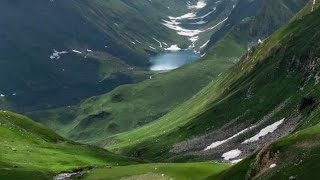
[150,50,200,71]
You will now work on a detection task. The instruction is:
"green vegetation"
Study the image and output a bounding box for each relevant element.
[103,1,320,162]
[29,0,308,145]
[0,111,135,179]
[83,162,230,180]
[0,110,232,180]
[0,0,191,112]
[29,36,243,144]
[2,1,319,179]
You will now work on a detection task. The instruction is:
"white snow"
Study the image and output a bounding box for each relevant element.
[231,159,243,164]
[135,40,143,45]
[72,50,82,54]
[222,149,241,160]
[86,49,92,52]
[0,94,5,97]
[50,50,68,60]
[165,45,181,51]
[188,0,207,9]
[204,125,256,151]
[269,163,276,168]
[242,118,285,144]
[200,40,210,49]
[189,36,199,42]
[206,18,228,30]
[169,13,197,20]
[162,19,203,37]
[161,0,227,49]
[149,46,156,50]
[191,20,208,25]
[153,38,163,48]
[190,10,215,20]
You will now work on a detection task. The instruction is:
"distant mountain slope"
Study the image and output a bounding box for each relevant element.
[0,0,191,112]
[103,0,320,163]
[0,111,134,179]
[28,0,308,145]
[207,0,309,50]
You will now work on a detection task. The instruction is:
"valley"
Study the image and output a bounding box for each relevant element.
[2,0,320,180]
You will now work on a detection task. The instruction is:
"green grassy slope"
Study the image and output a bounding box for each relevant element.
[0,111,135,179]
[0,0,190,112]
[104,0,320,161]
[29,35,243,144]
[29,0,307,145]
[84,162,230,180]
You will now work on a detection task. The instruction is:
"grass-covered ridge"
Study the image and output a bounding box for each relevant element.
[0,111,134,179]
[103,1,320,162]
[28,0,308,145]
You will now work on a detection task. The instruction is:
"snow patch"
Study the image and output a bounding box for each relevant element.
[50,50,68,60]
[153,38,163,48]
[231,159,243,164]
[200,40,210,49]
[149,46,156,50]
[165,45,181,51]
[188,0,207,9]
[206,18,228,30]
[269,163,276,168]
[222,149,241,160]
[242,118,285,144]
[204,125,256,151]
[72,50,82,54]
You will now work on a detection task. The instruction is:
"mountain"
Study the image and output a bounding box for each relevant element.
[206,0,309,50]
[0,111,134,179]
[28,0,308,145]
[99,0,320,164]
[0,0,196,112]
[2,0,320,179]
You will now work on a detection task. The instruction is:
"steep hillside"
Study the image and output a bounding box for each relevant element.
[103,0,320,163]
[207,0,309,50]
[0,0,192,112]
[0,111,134,179]
[29,0,308,144]
[217,123,320,180]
